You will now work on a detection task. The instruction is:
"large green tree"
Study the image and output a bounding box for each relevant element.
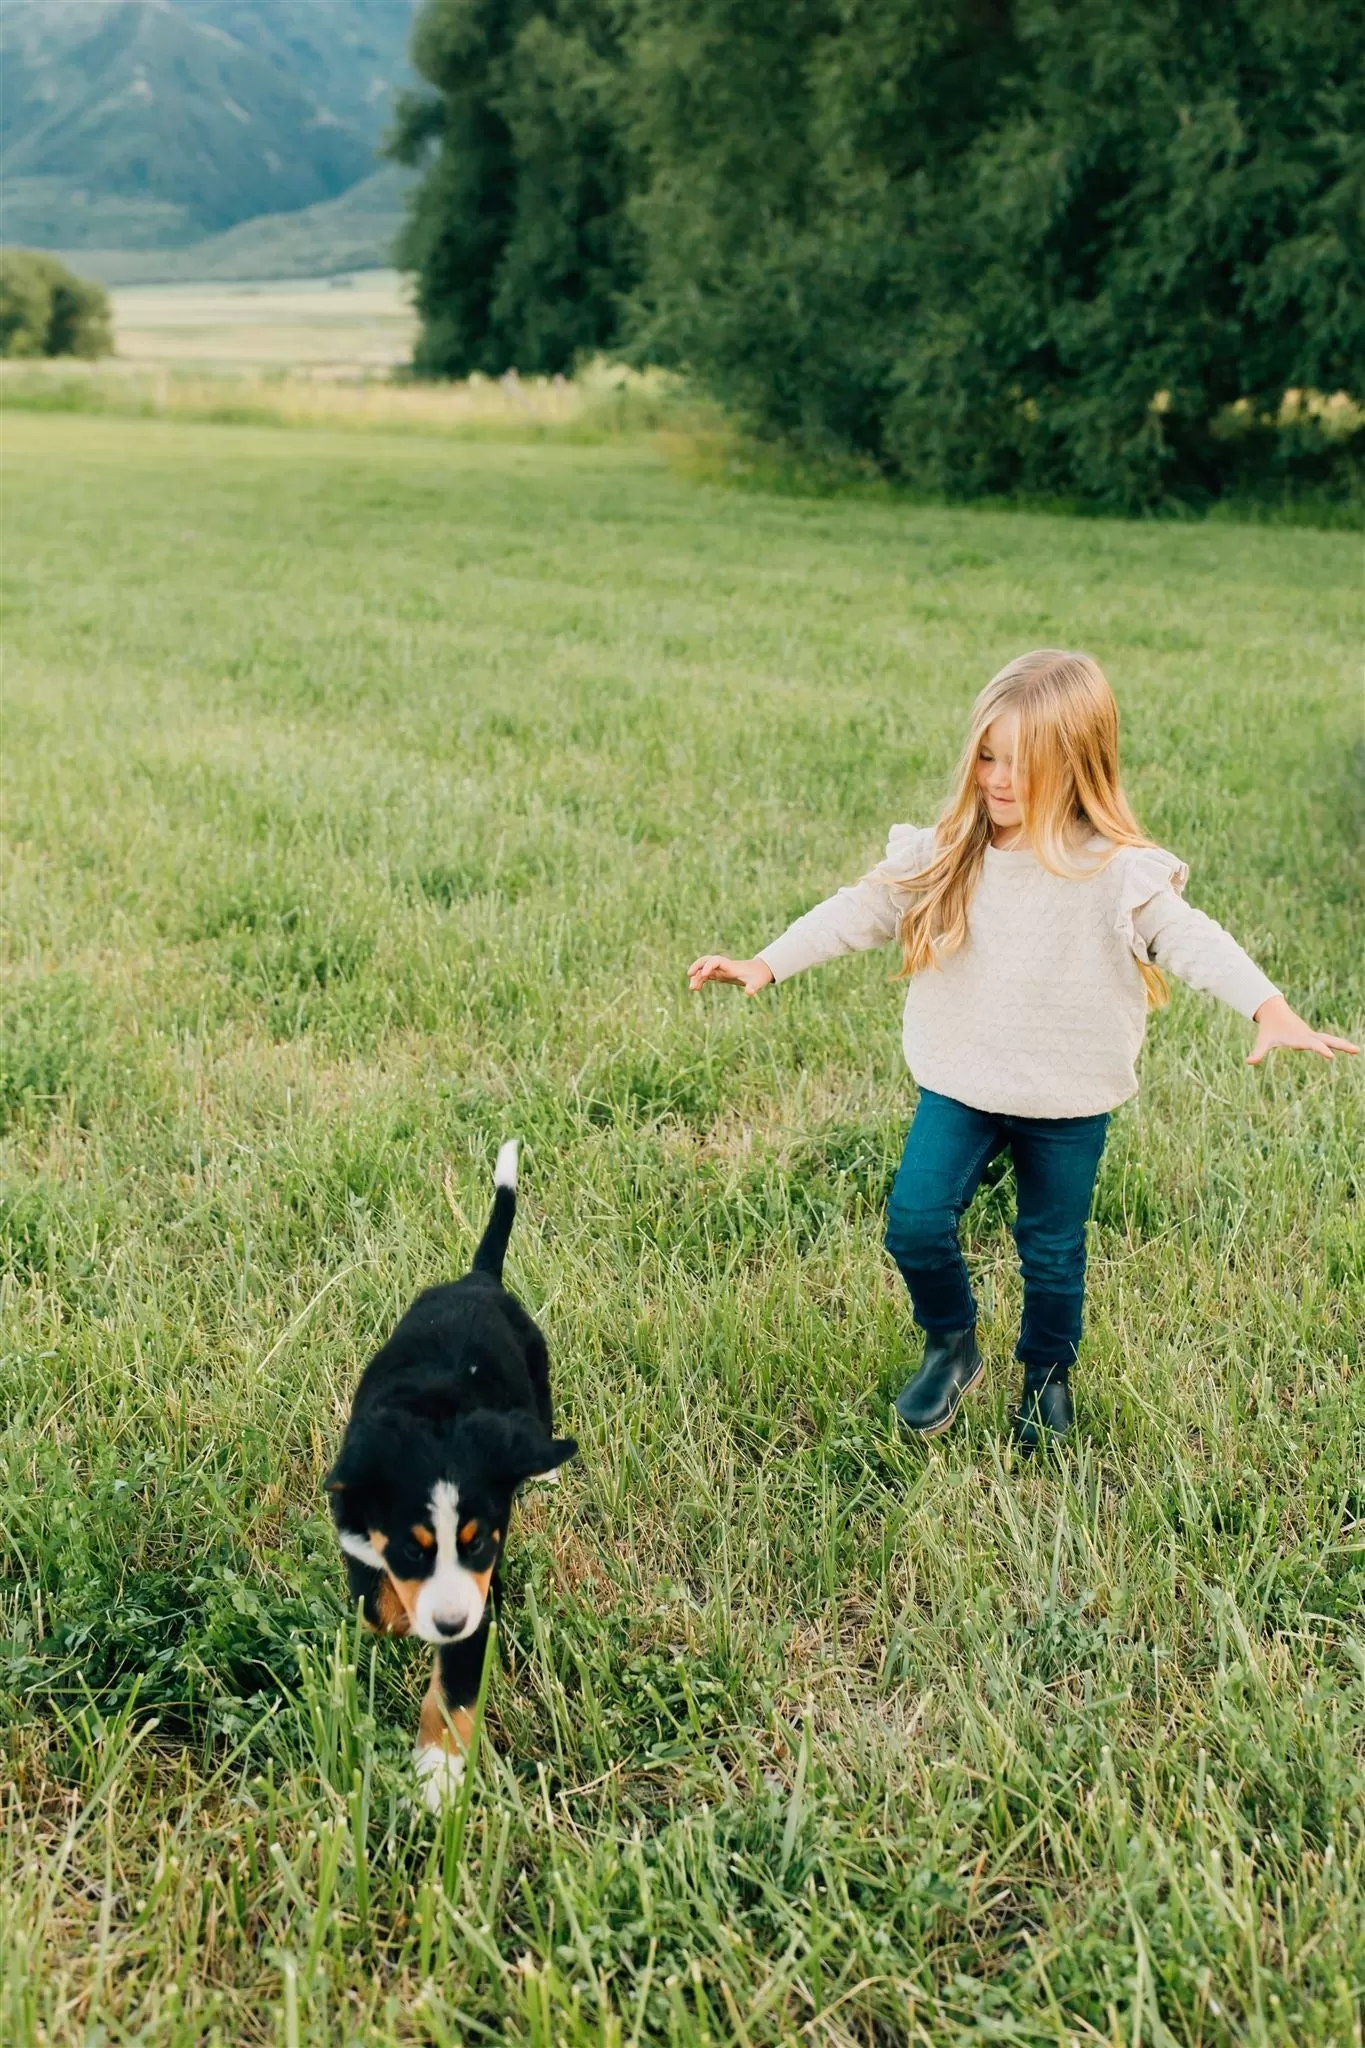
[396,0,1363,506]
[880,0,1365,507]
[626,0,1364,509]
[389,0,637,376]
[625,0,1021,460]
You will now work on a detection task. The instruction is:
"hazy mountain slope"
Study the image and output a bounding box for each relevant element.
[66,167,412,286]
[1,0,414,251]
[177,1,414,145]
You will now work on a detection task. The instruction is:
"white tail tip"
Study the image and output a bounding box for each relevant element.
[494,1138,519,1191]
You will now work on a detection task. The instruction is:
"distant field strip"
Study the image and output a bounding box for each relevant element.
[2,415,1361,2047]
[106,270,417,369]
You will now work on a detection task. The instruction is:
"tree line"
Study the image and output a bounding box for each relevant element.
[389,0,1364,511]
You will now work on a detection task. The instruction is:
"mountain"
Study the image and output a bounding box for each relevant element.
[173,2,414,143]
[1,0,415,252]
[66,166,412,285]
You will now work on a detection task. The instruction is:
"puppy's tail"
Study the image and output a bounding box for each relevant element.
[473,1139,519,1282]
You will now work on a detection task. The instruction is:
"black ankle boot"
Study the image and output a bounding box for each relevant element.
[1011,1365,1074,1453]
[894,1327,983,1437]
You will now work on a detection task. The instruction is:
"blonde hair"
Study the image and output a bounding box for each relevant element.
[884,649,1169,1007]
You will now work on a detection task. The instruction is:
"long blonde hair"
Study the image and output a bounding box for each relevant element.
[883,650,1169,1007]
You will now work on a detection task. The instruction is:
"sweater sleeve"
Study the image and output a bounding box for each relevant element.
[1123,853,1280,1020]
[757,823,930,984]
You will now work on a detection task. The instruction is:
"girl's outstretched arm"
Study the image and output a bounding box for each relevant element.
[688,875,900,997]
[1130,886,1358,1064]
[689,824,927,997]
[1245,994,1358,1064]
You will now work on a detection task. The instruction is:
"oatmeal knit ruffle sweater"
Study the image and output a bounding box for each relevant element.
[758,823,1279,1118]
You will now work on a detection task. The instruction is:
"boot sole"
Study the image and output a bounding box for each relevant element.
[897,1354,985,1438]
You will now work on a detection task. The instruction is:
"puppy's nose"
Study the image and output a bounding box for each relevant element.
[431,1613,466,1639]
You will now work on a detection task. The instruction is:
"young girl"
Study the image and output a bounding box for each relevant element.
[688,650,1356,1451]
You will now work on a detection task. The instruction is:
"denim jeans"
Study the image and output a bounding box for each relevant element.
[885,1088,1110,1373]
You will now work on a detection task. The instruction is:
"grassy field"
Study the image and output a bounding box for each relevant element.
[2,411,1362,2048]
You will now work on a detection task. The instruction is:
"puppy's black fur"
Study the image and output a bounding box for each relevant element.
[327,1143,575,1805]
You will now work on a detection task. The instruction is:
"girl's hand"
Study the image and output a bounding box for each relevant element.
[688,954,775,997]
[1247,994,1359,1065]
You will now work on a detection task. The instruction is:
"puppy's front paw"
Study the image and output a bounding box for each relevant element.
[414,1742,466,1813]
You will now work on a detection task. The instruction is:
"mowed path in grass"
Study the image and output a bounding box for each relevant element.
[3,413,1362,2046]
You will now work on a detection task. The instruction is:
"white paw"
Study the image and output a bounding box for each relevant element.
[527,1465,561,1486]
[415,1744,466,1813]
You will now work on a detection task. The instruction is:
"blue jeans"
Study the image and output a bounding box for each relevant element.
[885,1088,1110,1374]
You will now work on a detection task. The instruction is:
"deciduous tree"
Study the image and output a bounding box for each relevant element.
[389,0,637,376]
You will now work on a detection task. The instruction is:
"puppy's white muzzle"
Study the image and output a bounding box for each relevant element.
[413,1565,487,1645]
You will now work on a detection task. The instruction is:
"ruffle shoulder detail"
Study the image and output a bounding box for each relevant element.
[874,821,937,884]
[1112,844,1190,962]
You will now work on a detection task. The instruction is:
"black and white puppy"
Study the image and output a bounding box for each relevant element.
[326,1141,576,1810]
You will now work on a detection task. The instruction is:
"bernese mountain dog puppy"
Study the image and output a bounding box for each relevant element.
[326,1140,576,1811]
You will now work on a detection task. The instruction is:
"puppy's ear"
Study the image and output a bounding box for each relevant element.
[519,1433,578,1482]
[325,1425,381,1508]
[471,1412,577,1488]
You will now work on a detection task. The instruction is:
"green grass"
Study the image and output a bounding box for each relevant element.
[2,413,1362,2048]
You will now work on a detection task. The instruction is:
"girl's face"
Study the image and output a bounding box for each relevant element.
[976,711,1023,835]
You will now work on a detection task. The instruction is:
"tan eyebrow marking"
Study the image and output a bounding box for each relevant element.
[459,1520,479,1546]
[412,1525,435,1549]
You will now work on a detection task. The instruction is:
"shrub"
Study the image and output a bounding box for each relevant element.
[0,250,112,360]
